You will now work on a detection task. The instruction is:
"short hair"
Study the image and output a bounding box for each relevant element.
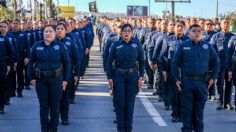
[121,24,133,32]
[43,25,56,32]
[189,24,201,30]
[176,20,186,27]
[56,23,67,30]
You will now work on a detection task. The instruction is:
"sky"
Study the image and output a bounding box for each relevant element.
[25,0,236,18]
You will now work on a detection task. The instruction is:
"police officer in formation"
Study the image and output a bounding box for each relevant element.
[28,25,71,132]
[159,21,189,122]
[0,22,15,114]
[106,24,144,132]
[210,19,235,110]
[55,23,80,125]
[172,24,220,132]
[0,20,17,105]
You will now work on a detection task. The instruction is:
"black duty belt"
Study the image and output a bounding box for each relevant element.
[182,75,207,81]
[40,68,62,77]
[116,68,137,75]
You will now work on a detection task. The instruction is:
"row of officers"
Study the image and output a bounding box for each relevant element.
[0,17,94,132]
[96,17,236,132]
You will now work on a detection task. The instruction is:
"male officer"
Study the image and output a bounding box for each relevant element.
[148,20,168,97]
[202,19,217,100]
[12,19,30,97]
[210,18,235,110]
[227,35,236,109]
[142,19,156,90]
[172,24,220,132]
[0,23,15,114]
[152,20,175,106]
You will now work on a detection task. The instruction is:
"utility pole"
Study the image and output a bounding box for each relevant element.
[155,0,191,19]
[171,1,175,18]
[216,0,219,18]
[148,0,150,16]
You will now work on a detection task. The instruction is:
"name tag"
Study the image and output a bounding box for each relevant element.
[36,47,44,50]
[183,47,191,50]
[116,45,123,49]
[20,34,24,37]
[0,38,4,42]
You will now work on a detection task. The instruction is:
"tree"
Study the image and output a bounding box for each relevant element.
[49,1,57,18]
[226,12,236,32]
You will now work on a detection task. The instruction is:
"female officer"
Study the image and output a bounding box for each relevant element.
[55,23,80,125]
[28,25,70,132]
[106,24,144,132]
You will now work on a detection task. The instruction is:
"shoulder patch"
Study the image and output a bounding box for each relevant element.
[65,41,71,46]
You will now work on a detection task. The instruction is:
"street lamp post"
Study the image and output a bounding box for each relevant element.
[216,0,219,18]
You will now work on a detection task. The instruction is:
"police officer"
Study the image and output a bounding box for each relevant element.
[202,19,217,100]
[28,25,70,132]
[159,21,189,121]
[227,35,236,109]
[171,24,220,132]
[152,20,175,107]
[0,22,15,114]
[55,23,80,125]
[142,19,156,90]
[210,18,235,110]
[106,24,144,132]
[12,19,30,97]
[0,20,17,105]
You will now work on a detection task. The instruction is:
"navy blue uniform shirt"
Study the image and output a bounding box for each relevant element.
[0,34,15,66]
[28,40,71,82]
[57,37,80,77]
[106,39,145,79]
[171,40,220,82]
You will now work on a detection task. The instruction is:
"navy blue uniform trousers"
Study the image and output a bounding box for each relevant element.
[36,76,63,132]
[113,71,139,131]
[181,79,208,132]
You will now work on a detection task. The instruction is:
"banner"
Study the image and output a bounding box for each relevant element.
[127,6,148,18]
[58,6,75,18]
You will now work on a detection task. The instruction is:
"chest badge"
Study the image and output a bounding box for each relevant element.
[54,45,60,50]
[131,44,137,48]
[202,44,208,50]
